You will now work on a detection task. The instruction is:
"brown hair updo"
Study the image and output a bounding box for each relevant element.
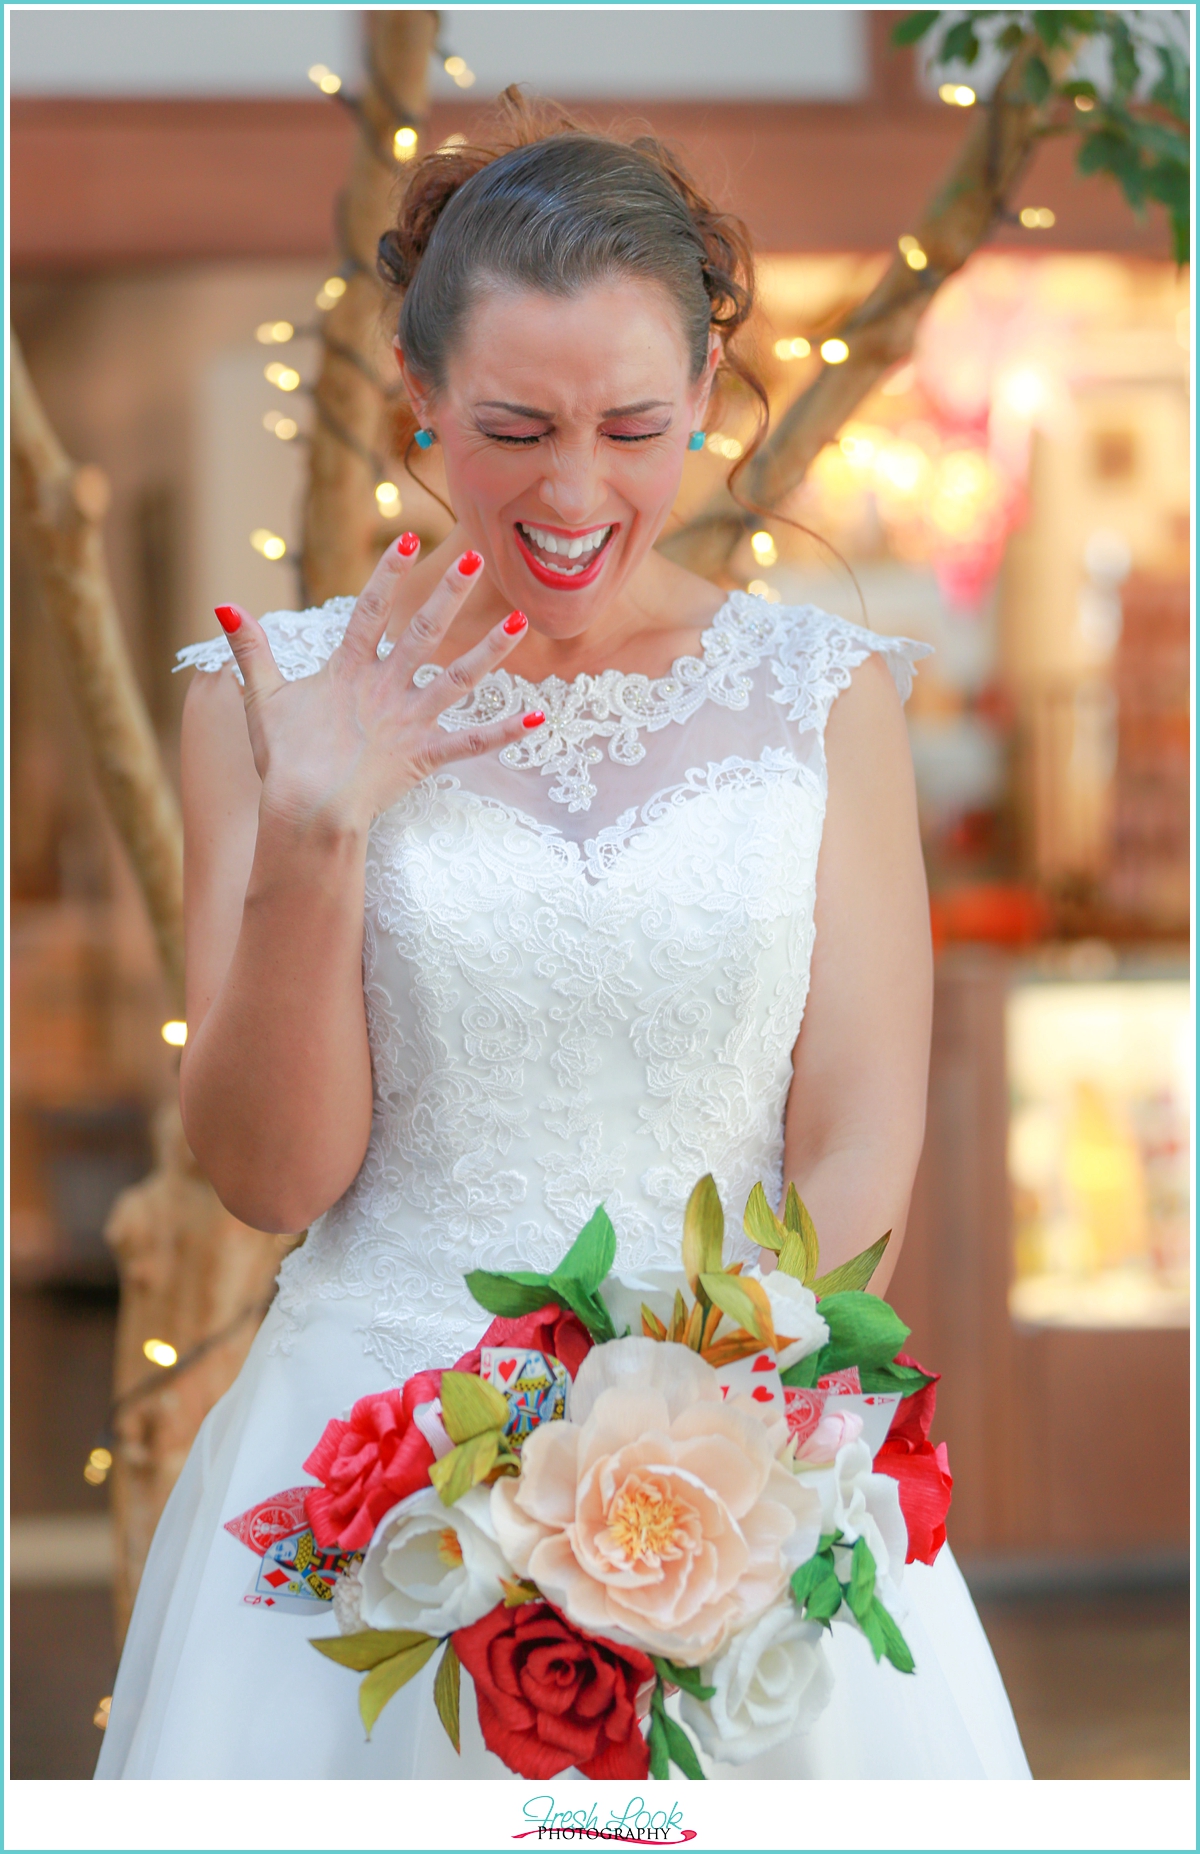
[377,89,767,490]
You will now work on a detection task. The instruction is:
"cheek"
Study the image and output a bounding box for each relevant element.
[441,441,529,515]
[621,447,686,517]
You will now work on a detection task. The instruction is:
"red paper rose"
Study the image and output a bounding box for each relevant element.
[453,1600,654,1780]
[303,1370,443,1550]
[875,1353,953,1565]
[453,1303,593,1381]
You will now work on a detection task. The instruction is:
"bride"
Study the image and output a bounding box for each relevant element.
[98,103,1029,1780]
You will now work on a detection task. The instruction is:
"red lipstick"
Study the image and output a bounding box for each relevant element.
[512,522,617,592]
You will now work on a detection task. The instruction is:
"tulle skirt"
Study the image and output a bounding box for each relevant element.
[96,1294,1031,1780]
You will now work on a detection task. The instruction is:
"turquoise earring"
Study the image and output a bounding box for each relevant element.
[687,430,706,451]
[414,428,436,450]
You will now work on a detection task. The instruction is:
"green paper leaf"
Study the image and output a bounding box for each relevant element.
[311,1627,434,1672]
[549,1278,616,1344]
[860,1598,916,1675]
[464,1269,556,1320]
[743,1181,786,1252]
[699,1272,774,1348]
[359,1635,441,1736]
[429,1429,505,1507]
[660,1710,706,1780]
[891,11,939,48]
[810,1232,890,1299]
[433,1640,461,1754]
[652,1655,716,1703]
[438,1369,509,1444]
[552,1204,617,1292]
[813,1292,911,1375]
[803,1566,844,1624]
[779,1351,820,1390]
[779,1185,819,1283]
[847,1536,877,1624]
[858,1358,937,1396]
[648,1704,670,1780]
[789,1550,834,1609]
[683,1174,725,1300]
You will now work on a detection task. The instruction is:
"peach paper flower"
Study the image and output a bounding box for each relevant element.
[490,1337,821,1667]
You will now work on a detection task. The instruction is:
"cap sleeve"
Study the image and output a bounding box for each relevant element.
[767,603,931,741]
[173,596,356,685]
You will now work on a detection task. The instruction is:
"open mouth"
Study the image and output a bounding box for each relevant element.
[514,521,616,588]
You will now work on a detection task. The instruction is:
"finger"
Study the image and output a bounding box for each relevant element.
[339,531,422,664]
[383,548,485,685]
[415,705,546,776]
[414,607,530,716]
[214,604,285,706]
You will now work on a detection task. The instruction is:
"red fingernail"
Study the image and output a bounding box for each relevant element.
[523,709,546,729]
[215,605,242,634]
[397,532,420,556]
[459,550,483,576]
[503,610,527,635]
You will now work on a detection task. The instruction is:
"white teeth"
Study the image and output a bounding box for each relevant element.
[519,521,611,565]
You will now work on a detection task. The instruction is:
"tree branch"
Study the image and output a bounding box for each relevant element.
[662,34,1065,577]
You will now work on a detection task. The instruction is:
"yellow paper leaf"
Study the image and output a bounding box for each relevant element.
[743,1181,786,1252]
[682,1298,705,1352]
[668,1289,688,1344]
[811,1232,891,1299]
[311,1628,432,1672]
[359,1636,440,1737]
[682,1174,725,1299]
[433,1641,461,1754]
[501,1576,541,1608]
[641,1304,668,1341]
[783,1185,820,1283]
[429,1429,502,1506]
[700,1331,765,1368]
[438,1369,509,1444]
[699,1272,777,1350]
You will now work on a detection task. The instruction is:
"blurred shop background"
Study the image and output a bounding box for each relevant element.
[9,7,1191,1780]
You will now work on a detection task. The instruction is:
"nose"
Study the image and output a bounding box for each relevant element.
[537,439,606,527]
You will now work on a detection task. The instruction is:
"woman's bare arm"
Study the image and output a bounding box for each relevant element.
[178,542,542,1233]
[781,652,933,1294]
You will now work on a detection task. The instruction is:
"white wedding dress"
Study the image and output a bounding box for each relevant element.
[97,591,1030,1780]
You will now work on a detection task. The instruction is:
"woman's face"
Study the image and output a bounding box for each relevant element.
[399,277,717,637]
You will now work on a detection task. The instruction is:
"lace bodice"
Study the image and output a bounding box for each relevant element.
[178,593,929,1380]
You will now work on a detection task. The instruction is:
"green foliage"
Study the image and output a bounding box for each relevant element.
[648,1682,706,1780]
[652,1655,717,1703]
[890,9,1189,262]
[465,1203,618,1342]
[682,1174,725,1306]
[311,1627,442,1737]
[789,1534,915,1675]
[811,1292,911,1376]
[433,1641,461,1754]
[438,1370,509,1444]
[810,1231,890,1299]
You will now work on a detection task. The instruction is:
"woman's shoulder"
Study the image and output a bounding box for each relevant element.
[174,596,356,685]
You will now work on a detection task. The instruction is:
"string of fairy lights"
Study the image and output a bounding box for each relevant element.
[244,46,476,568]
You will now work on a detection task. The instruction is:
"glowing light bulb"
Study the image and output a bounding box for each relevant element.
[747,579,781,603]
[264,363,300,392]
[308,64,342,95]
[898,235,928,270]
[1019,206,1056,229]
[161,1020,187,1046]
[250,529,288,561]
[773,336,812,361]
[143,1339,178,1368]
[316,275,348,310]
[263,413,298,441]
[939,83,976,107]
[256,321,294,344]
[821,339,850,365]
[94,1697,112,1730]
[375,481,402,515]
[394,126,419,161]
[750,531,778,567]
[443,55,476,87]
[1074,94,1095,112]
[84,1445,112,1486]
[998,366,1048,420]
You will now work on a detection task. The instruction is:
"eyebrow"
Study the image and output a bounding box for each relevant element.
[475,400,673,419]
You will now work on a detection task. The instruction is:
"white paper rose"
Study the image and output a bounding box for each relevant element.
[598,1267,691,1340]
[793,1438,908,1597]
[680,1601,834,1766]
[359,1485,511,1635]
[743,1265,829,1369]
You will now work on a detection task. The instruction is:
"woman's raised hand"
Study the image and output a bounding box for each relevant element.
[213,537,543,836]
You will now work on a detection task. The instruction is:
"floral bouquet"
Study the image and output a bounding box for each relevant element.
[225,1178,952,1778]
